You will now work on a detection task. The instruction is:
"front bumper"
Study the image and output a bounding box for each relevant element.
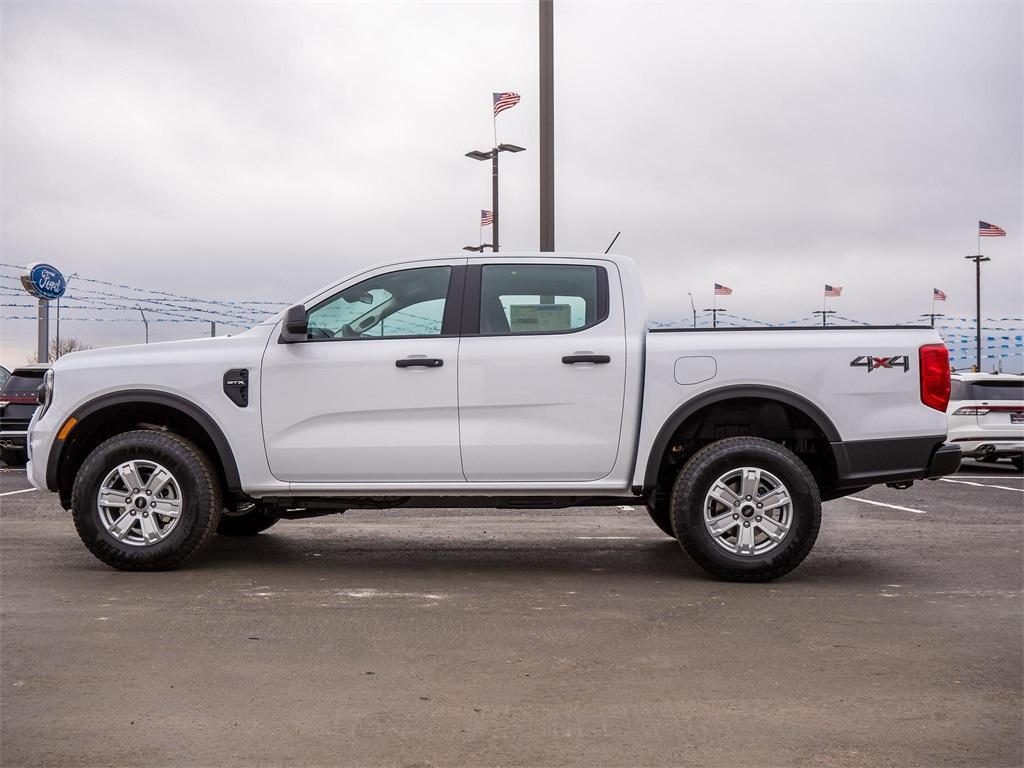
[24,410,54,491]
[831,435,961,489]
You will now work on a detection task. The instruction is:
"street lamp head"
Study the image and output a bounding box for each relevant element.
[465,150,494,161]
[497,143,526,153]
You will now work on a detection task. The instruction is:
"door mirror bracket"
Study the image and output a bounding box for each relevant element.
[279,304,308,343]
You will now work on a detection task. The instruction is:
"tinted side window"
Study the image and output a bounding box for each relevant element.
[948,380,966,401]
[479,264,601,335]
[307,266,451,340]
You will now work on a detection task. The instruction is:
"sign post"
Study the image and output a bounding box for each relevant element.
[20,263,67,363]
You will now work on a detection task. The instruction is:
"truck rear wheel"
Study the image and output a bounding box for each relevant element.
[218,504,280,536]
[71,430,222,570]
[670,437,821,582]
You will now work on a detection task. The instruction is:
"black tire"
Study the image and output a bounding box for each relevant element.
[217,504,280,536]
[1,448,26,467]
[1012,456,1023,472]
[670,437,821,582]
[645,486,676,538]
[71,430,222,571]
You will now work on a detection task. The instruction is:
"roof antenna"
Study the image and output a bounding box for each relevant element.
[604,231,621,254]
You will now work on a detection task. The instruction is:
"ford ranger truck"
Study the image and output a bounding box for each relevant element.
[25,253,961,580]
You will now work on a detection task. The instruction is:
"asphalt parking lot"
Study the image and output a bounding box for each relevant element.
[1,461,1021,768]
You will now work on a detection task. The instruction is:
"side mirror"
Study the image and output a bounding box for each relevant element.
[279,304,308,343]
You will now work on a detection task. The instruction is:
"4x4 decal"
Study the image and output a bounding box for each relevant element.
[850,355,910,373]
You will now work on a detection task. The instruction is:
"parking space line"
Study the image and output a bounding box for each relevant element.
[941,478,1024,493]
[0,488,37,498]
[848,496,927,514]
[953,475,1024,480]
[574,536,638,540]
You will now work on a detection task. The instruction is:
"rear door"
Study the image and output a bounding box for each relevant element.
[457,259,626,482]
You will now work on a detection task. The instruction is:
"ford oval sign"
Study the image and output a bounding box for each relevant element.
[20,263,67,300]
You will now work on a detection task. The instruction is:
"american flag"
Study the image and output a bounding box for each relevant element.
[979,220,1006,237]
[824,284,842,297]
[933,288,947,301]
[493,92,521,116]
[480,209,494,226]
[714,283,732,296]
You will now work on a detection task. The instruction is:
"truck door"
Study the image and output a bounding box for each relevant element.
[261,261,466,483]
[457,260,626,482]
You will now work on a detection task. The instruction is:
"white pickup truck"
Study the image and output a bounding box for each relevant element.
[26,253,960,580]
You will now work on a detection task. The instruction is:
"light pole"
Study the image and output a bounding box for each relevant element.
[466,143,525,252]
[137,306,149,344]
[812,310,836,327]
[539,0,554,251]
[703,307,726,328]
[965,253,990,371]
[687,292,697,327]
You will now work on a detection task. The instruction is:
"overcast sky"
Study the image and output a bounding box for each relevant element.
[2,0,1021,366]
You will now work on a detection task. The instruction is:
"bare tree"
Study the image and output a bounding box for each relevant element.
[27,337,93,364]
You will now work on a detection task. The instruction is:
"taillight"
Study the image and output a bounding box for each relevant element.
[953,406,989,416]
[919,343,951,411]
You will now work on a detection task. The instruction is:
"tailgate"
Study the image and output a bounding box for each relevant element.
[968,379,1024,435]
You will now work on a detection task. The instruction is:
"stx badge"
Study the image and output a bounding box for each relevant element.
[850,355,910,373]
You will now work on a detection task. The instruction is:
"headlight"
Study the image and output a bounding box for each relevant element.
[36,368,54,418]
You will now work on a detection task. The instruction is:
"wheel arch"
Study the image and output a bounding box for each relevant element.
[642,385,842,493]
[47,390,242,506]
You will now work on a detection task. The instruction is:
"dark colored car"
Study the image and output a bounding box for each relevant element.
[0,365,49,466]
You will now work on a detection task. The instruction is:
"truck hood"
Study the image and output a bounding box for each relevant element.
[52,324,274,375]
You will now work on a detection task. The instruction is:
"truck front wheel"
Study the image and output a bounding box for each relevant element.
[670,437,821,582]
[71,430,222,570]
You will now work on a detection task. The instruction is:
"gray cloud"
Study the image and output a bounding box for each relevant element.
[2,1,1021,365]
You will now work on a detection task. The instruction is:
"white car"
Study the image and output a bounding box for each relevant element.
[947,372,1024,470]
[25,252,960,580]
